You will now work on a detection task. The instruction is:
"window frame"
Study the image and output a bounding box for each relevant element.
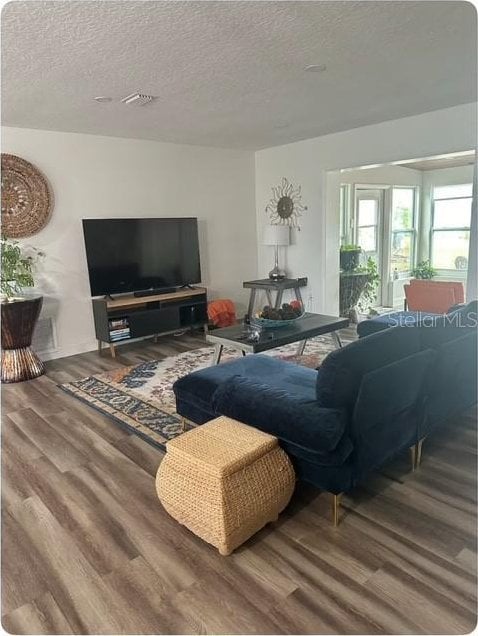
[339,184,353,246]
[390,185,418,278]
[430,185,472,274]
[354,189,382,261]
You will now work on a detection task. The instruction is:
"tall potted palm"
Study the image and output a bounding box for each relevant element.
[1,237,45,382]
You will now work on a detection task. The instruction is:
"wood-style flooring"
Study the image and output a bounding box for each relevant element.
[2,331,477,634]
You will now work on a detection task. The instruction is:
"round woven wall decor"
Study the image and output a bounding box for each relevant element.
[1,154,52,238]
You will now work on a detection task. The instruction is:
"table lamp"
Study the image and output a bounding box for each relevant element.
[263,225,290,280]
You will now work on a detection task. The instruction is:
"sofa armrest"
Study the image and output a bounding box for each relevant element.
[212,376,348,453]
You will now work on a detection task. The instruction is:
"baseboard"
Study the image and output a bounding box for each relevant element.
[39,331,202,361]
[40,340,99,361]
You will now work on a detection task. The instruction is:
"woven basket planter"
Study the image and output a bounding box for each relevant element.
[156,416,295,555]
[1,296,45,383]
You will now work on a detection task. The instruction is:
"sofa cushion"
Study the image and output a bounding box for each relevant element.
[417,312,477,349]
[316,326,420,410]
[447,299,478,326]
[353,349,435,435]
[212,375,350,454]
[421,330,477,433]
[351,348,436,476]
[418,325,465,350]
[414,300,478,342]
[173,353,318,419]
[357,311,440,338]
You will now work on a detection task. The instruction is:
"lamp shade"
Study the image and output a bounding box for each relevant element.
[263,224,290,246]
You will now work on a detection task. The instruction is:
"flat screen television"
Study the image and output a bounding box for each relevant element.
[82,217,201,296]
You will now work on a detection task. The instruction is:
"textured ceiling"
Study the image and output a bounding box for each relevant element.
[2,1,476,149]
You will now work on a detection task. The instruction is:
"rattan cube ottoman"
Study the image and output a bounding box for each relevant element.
[156,416,295,555]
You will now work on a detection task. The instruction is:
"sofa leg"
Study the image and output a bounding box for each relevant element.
[181,417,187,432]
[332,493,342,527]
[409,445,417,471]
[416,438,425,468]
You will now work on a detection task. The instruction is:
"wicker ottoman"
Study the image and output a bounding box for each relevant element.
[156,416,295,555]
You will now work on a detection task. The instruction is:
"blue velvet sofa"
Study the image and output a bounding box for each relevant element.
[174,303,477,503]
[175,326,442,494]
[356,302,477,441]
[418,320,477,440]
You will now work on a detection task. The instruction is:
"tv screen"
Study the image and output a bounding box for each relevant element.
[82,218,201,296]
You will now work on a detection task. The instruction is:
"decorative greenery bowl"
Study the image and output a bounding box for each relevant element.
[251,313,305,329]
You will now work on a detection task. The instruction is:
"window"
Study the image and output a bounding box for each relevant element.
[431,183,472,271]
[340,184,354,246]
[339,184,347,245]
[391,187,416,274]
[356,194,380,257]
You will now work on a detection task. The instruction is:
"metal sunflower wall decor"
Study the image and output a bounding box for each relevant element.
[265,177,307,230]
[1,154,52,238]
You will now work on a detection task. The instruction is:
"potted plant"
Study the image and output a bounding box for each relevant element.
[1,237,45,383]
[339,256,380,321]
[340,244,362,272]
[411,259,436,280]
[356,257,380,313]
[1,236,45,300]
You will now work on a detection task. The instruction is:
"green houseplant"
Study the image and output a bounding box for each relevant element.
[1,236,44,300]
[411,259,436,280]
[356,257,380,313]
[1,237,46,383]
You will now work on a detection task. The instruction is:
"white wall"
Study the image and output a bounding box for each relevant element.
[255,104,477,314]
[2,127,257,359]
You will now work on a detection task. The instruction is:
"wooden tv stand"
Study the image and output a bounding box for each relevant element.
[92,287,208,357]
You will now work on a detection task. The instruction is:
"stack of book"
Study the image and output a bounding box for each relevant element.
[109,318,130,341]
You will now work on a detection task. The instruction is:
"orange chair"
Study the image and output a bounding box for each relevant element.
[207,299,237,328]
[404,279,465,314]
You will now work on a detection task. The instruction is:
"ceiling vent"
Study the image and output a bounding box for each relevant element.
[121,92,156,106]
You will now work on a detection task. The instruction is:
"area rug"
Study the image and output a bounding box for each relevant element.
[60,335,349,450]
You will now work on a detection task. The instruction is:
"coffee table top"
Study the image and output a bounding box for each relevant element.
[206,312,349,353]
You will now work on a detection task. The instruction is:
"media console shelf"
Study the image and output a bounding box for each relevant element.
[92,287,208,357]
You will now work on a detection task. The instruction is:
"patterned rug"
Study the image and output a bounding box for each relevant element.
[60,334,350,450]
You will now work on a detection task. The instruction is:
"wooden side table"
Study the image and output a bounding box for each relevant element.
[1,296,45,383]
[243,277,308,318]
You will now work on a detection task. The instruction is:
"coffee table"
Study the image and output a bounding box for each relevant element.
[206,312,349,365]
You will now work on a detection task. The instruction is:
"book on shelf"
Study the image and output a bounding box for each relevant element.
[110,326,131,334]
[109,319,129,329]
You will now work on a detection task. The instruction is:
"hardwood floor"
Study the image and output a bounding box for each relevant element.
[2,332,477,634]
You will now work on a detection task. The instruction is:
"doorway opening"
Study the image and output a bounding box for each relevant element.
[337,150,475,316]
